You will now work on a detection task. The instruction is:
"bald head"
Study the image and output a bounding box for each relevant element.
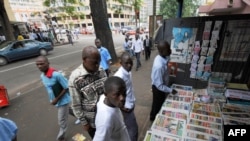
[82,46,99,59]
[82,46,101,73]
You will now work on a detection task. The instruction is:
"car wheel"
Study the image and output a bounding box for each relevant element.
[0,57,8,66]
[39,49,48,56]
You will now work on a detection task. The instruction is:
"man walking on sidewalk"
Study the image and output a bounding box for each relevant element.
[35,56,71,141]
[132,34,144,71]
[68,46,107,138]
[143,35,152,60]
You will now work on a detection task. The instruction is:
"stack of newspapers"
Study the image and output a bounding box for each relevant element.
[184,102,223,141]
[221,103,250,125]
[144,84,193,141]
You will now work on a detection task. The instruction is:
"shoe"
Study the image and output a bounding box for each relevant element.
[75,119,80,124]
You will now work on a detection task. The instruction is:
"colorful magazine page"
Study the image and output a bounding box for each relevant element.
[185,130,222,141]
[172,84,193,91]
[192,102,221,113]
[222,115,249,122]
[191,109,221,118]
[186,124,222,136]
[167,95,193,103]
[160,108,188,121]
[188,118,222,131]
[162,100,191,112]
[223,117,250,125]
[143,130,180,141]
[193,89,208,96]
[189,112,222,124]
[174,89,194,97]
[151,114,186,138]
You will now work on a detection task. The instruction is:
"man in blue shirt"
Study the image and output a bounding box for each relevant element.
[95,38,112,77]
[35,56,71,141]
[150,40,177,121]
[0,117,18,141]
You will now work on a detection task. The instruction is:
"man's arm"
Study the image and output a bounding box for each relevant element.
[68,74,88,126]
[152,67,172,93]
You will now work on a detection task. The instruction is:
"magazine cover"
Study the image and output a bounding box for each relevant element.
[222,112,250,120]
[172,84,193,91]
[160,108,188,121]
[191,109,221,118]
[222,103,250,112]
[143,130,180,141]
[186,124,222,136]
[193,89,208,96]
[192,102,221,113]
[167,95,193,103]
[188,118,222,131]
[189,113,222,124]
[151,114,186,138]
[223,117,250,125]
[162,100,191,111]
[175,89,194,97]
[185,130,222,141]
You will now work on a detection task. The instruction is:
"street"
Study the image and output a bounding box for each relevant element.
[0,33,125,99]
[0,32,153,141]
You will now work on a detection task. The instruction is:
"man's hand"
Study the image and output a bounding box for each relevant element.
[51,98,58,105]
[83,124,90,131]
[172,89,178,95]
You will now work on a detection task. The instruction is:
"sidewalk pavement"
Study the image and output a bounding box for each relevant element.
[0,45,156,141]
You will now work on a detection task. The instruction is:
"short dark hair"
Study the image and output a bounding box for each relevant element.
[104,76,126,94]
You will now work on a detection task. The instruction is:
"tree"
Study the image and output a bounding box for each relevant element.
[0,0,15,41]
[159,0,199,19]
[90,0,117,62]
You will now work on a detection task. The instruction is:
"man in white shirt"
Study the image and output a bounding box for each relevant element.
[132,34,144,71]
[114,52,138,141]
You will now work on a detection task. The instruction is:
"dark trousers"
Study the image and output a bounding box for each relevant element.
[135,52,141,69]
[150,85,168,121]
[69,107,96,138]
[145,47,151,60]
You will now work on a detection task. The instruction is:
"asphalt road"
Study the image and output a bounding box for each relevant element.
[0,33,126,100]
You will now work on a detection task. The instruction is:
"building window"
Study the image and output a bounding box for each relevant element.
[86,15,91,19]
[113,14,119,18]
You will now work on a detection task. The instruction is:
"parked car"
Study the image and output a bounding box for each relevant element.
[0,39,53,66]
[121,26,133,35]
[126,29,136,36]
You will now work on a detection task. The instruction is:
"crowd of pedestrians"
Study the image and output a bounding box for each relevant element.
[1,32,178,141]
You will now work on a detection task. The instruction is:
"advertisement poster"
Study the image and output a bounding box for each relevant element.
[170,27,197,64]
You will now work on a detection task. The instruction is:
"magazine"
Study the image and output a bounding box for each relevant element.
[222,112,250,118]
[192,102,221,113]
[185,130,222,141]
[188,118,222,131]
[160,108,188,121]
[143,130,180,141]
[167,95,193,103]
[186,124,222,136]
[193,88,208,96]
[162,100,191,111]
[175,89,194,97]
[189,113,222,124]
[172,84,193,91]
[223,117,250,125]
[191,109,221,118]
[151,114,186,138]
[222,103,250,112]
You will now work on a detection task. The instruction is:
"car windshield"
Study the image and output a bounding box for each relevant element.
[0,41,13,49]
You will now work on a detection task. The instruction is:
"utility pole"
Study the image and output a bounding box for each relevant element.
[152,0,156,40]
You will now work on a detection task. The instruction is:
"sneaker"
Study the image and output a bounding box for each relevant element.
[75,119,80,125]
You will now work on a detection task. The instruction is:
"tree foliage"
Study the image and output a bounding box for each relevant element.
[159,0,200,19]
